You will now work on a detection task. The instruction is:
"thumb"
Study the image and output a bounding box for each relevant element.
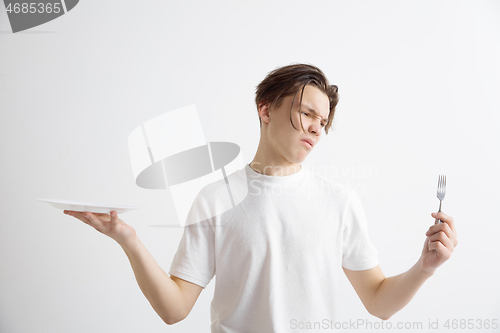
[110,211,119,225]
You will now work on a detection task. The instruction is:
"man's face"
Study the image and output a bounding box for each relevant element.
[264,84,330,164]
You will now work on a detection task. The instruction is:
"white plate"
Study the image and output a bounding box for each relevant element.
[36,199,142,214]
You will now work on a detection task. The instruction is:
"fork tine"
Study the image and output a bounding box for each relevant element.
[435,175,446,225]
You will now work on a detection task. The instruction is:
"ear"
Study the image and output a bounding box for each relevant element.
[258,102,271,125]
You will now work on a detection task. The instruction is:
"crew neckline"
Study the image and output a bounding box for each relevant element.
[245,163,306,184]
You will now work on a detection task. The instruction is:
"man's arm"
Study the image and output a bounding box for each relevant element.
[343,211,458,320]
[121,236,204,325]
[65,210,203,325]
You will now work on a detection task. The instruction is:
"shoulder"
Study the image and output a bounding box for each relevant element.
[196,166,247,203]
[188,166,248,223]
[305,168,354,204]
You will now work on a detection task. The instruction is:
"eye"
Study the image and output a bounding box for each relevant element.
[300,111,310,117]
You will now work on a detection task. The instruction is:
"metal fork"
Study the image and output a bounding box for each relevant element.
[435,175,447,224]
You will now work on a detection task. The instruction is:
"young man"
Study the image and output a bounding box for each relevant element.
[64,64,458,332]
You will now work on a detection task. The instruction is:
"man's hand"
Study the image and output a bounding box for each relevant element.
[64,210,136,247]
[344,211,458,320]
[62,210,201,324]
[420,211,458,274]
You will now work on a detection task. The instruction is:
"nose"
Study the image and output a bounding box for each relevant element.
[308,119,322,136]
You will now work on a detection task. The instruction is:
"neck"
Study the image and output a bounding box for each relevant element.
[249,140,302,177]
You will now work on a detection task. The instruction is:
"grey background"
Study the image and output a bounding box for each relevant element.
[1,1,499,332]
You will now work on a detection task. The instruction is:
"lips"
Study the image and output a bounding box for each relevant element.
[301,138,314,148]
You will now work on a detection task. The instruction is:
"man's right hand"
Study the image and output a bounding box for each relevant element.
[64,210,136,247]
[63,209,202,324]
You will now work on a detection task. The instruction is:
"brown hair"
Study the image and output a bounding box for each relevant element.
[255,63,339,135]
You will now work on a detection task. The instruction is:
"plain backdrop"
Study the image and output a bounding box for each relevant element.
[1,1,499,332]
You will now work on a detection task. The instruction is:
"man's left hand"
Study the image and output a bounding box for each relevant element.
[420,211,458,274]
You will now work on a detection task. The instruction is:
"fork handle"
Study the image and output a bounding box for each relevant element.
[435,200,442,224]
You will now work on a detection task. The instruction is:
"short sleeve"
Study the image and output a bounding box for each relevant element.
[341,190,379,271]
[168,193,216,288]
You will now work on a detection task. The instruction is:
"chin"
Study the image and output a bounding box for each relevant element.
[289,154,308,164]
[282,148,309,164]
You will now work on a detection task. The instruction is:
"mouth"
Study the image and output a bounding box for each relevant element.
[301,139,313,149]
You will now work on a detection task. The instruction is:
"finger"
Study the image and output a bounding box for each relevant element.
[83,211,105,231]
[434,222,458,247]
[426,222,454,239]
[427,238,441,252]
[65,210,108,218]
[64,210,92,226]
[64,210,108,217]
[428,239,452,259]
[428,230,455,251]
[431,212,456,234]
[110,211,119,226]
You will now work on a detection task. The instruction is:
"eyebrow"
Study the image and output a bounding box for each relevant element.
[300,104,327,122]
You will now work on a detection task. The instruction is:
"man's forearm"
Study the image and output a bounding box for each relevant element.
[371,259,434,320]
[120,236,186,324]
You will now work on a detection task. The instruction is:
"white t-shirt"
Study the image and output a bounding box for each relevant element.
[169,164,379,332]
